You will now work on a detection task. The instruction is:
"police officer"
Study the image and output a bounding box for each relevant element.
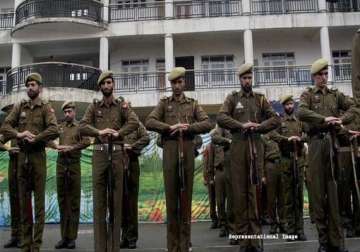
[298,58,354,252]
[146,67,213,252]
[270,95,307,241]
[121,121,150,249]
[49,101,90,249]
[1,131,21,248]
[1,73,59,252]
[217,63,280,252]
[79,71,140,252]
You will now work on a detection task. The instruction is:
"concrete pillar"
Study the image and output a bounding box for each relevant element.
[165,0,174,19]
[103,0,109,23]
[244,29,254,64]
[320,26,332,81]
[99,37,109,71]
[165,33,174,89]
[242,0,251,15]
[318,0,327,12]
[11,43,21,68]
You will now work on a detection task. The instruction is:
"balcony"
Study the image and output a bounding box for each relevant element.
[5,62,101,95]
[12,0,104,36]
[251,0,318,15]
[0,10,14,30]
[327,0,360,12]
[111,64,351,93]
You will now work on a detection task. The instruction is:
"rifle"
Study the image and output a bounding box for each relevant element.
[62,152,71,236]
[248,130,263,250]
[107,136,114,251]
[328,126,345,249]
[22,141,33,243]
[292,140,300,235]
[208,144,216,217]
[349,135,360,209]
[178,129,187,225]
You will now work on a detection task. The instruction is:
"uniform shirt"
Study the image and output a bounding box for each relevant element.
[1,97,59,149]
[146,94,213,138]
[79,97,139,144]
[217,90,280,134]
[124,122,150,156]
[210,127,232,168]
[57,120,91,160]
[298,86,354,132]
[262,134,281,162]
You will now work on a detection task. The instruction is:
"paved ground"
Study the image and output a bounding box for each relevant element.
[1,219,359,252]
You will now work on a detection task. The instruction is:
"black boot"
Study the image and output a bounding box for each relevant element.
[297,233,307,241]
[120,239,129,248]
[55,239,68,249]
[128,240,137,249]
[67,240,76,249]
[3,237,19,248]
[318,244,327,252]
[210,219,218,229]
[219,226,227,237]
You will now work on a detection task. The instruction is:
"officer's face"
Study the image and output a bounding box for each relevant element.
[284,100,295,114]
[171,77,185,96]
[63,108,75,122]
[313,69,328,88]
[100,78,114,97]
[26,81,41,99]
[240,73,253,93]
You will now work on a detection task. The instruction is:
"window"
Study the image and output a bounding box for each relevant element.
[262,52,296,84]
[156,59,166,90]
[121,59,149,90]
[117,0,146,9]
[333,50,351,80]
[201,55,234,84]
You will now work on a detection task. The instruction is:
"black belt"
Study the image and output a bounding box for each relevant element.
[93,144,123,151]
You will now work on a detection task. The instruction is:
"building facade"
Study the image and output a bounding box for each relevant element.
[0,0,358,118]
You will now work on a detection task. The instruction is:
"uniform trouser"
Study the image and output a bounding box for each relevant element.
[305,165,315,223]
[281,156,305,235]
[265,160,285,229]
[338,151,360,233]
[17,151,46,252]
[92,149,124,252]
[308,136,344,248]
[215,166,227,227]
[121,154,140,243]
[224,153,235,234]
[352,31,360,105]
[163,140,194,252]
[56,158,81,241]
[231,138,263,249]
[8,153,21,241]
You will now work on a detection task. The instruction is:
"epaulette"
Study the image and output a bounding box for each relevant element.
[253,91,264,97]
[330,87,338,92]
[20,99,27,105]
[160,95,168,101]
[116,96,125,103]
[41,98,49,105]
[93,98,100,104]
[231,90,238,96]
[306,86,313,92]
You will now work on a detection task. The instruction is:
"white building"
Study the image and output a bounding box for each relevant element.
[0,0,358,119]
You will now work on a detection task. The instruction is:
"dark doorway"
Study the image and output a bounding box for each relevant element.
[175,56,195,91]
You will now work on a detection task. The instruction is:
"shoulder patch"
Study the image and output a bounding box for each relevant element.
[117,96,125,103]
[330,87,338,92]
[20,99,27,105]
[254,91,264,97]
[93,98,99,104]
[306,87,313,92]
[42,99,49,105]
[121,101,129,109]
[231,91,237,96]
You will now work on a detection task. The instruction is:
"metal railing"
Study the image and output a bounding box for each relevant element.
[251,0,318,15]
[5,62,101,95]
[0,12,14,29]
[0,81,5,96]
[327,0,360,12]
[109,1,166,22]
[333,63,352,82]
[15,0,103,25]
[113,72,167,93]
[174,0,242,18]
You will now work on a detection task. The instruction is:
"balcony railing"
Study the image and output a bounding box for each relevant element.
[109,1,166,22]
[0,12,14,29]
[15,0,103,25]
[5,62,101,95]
[251,0,318,14]
[327,0,360,12]
[111,64,351,93]
[0,81,5,96]
[174,0,242,19]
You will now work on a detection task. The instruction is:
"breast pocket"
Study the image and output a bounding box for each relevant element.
[165,112,178,125]
[233,107,245,120]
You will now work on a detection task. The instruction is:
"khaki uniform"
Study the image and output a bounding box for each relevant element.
[270,114,306,236]
[217,90,280,250]
[0,97,59,252]
[210,127,234,233]
[0,135,21,245]
[146,94,212,252]
[298,86,354,249]
[55,121,90,241]
[352,30,360,106]
[121,123,150,243]
[262,134,285,232]
[79,97,140,252]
